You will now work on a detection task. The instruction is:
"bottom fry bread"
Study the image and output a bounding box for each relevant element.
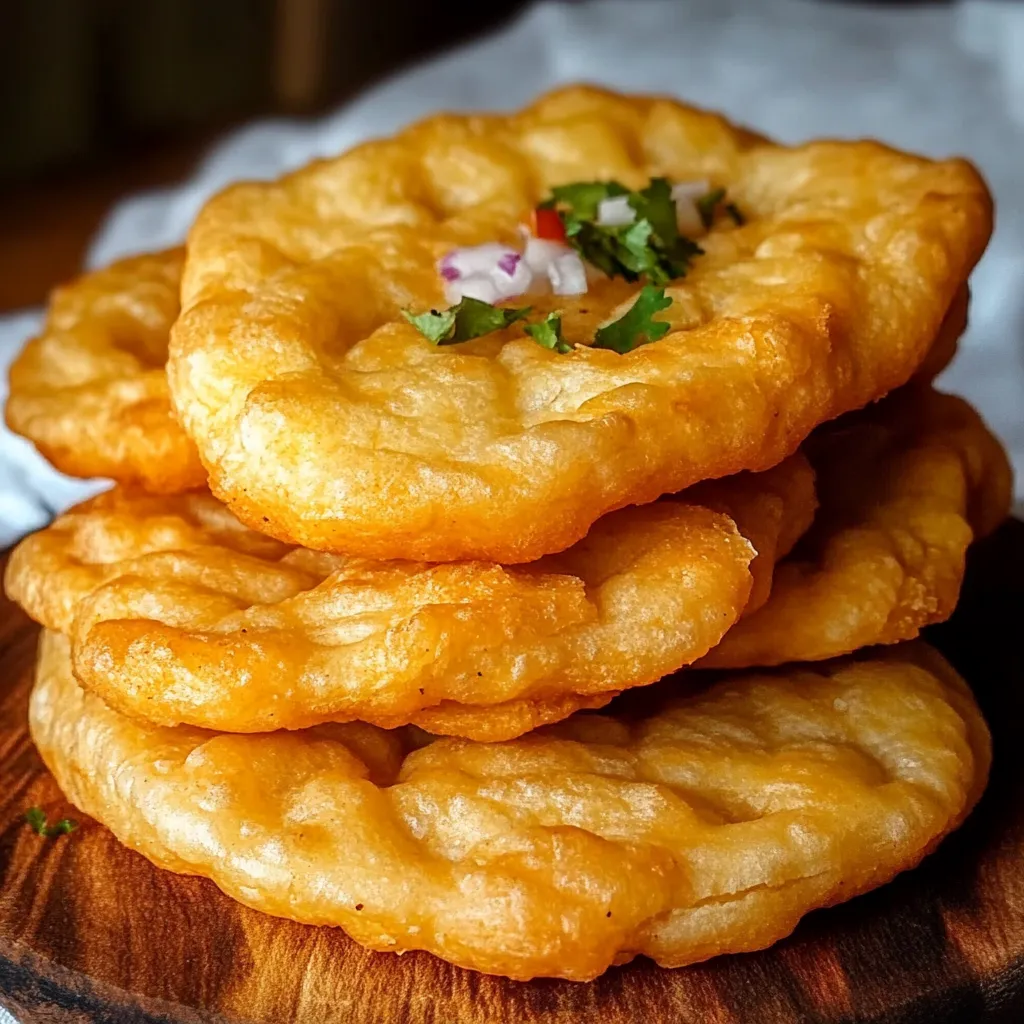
[31,631,988,981]
[700,386,1012,669]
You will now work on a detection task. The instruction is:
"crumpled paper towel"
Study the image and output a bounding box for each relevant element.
[1,0,1022,548]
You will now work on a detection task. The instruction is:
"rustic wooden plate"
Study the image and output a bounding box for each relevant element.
[0,522,1023,1024]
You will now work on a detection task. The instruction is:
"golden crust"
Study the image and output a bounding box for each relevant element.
[170,84,992,562]
[701,387,1012,669]
[5,250,205,493]
[914,285,969,383]
[5,456,812,740]
[31,630,990,981]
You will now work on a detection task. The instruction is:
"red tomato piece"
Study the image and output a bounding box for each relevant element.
[532,207,566,242]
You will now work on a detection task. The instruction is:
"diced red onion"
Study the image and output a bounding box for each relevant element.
[497,251,521,276]
[439,242,534,302]
[438,243,518,279]
[549,252,588,295]
[440,235,592,303]
[596,195,635,227]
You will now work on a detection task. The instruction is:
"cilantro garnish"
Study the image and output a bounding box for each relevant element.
[544,181,629,225]
[545,177,703,286]
[524,313,573,354]
[725,202,746,226]
[25,807,77,838]
[403,297,531,345]
[404,276,678,355]
[593,285,673,353]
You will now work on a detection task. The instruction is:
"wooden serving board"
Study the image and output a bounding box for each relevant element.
[0,524,1023,1024]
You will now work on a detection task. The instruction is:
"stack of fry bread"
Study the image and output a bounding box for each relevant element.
[4,87,1011,982]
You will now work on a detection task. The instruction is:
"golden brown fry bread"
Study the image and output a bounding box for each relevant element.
[5,250,205,493]
[701,387,1012,669]
[31,630,989,981]
[5,456,813,740]
[0,232,961,504]
[169,84,991,562]
[914,285,968,383]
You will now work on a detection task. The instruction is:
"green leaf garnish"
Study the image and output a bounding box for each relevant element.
[695,187,727,229]
[524,312,573,354]
[725,202,746,226]
[592,286,673,354]
[548,180,629,226]
[403,297,532,345]
[25,806,77,838]
[628,178,679,249]
[545,178,704,286]
[403,307,457,344]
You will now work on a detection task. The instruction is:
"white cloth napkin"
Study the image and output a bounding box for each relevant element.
[1,0,1022,547]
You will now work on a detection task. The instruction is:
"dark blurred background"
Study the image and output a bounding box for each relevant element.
[0,0,527,311]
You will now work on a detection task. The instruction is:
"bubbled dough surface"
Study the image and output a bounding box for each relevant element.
[701,387,1012,668]
[170,85,992,561]
[31,631,989,981]
[6,456,811,739]
[6,250,205,493]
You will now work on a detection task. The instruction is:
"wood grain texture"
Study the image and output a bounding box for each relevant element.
[0,523,1023,1024]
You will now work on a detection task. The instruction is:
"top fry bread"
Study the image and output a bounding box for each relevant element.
[169,85,991,562]
[6,250,205,493]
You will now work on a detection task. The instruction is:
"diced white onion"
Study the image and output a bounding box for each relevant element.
[445,275,501,305]
[674,197,704,237]
[548,252,588,295]
[596,195,635,226]
[671,180,712,236]
[671,180,711,203]
[522,237,567,276]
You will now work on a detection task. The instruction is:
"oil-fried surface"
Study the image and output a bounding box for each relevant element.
[914,286,969,383]
[701,387,1012,668]
[5,457,812,739]
[5,250,205,493]
[170,84,991,562]
[31,631,989,981]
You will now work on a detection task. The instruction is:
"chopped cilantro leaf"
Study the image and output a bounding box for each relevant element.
[548,180,629,225]
[449,299,531,342]
[592,286,673,354]
[615,218,658,276]
[25,806,77,837]
[403,307,457,344]
[403,298,531,345]
[696,187,727,229]
[725,202,746,226]
[545,178,704,286]
[525,313,573,354]
[628,177,678,248]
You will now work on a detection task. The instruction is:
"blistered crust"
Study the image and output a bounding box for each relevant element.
[6,458,809,740]
[5,250,205,493]
[170,85,992,561]
[31,631,989,980]
[701,387,1012,668]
